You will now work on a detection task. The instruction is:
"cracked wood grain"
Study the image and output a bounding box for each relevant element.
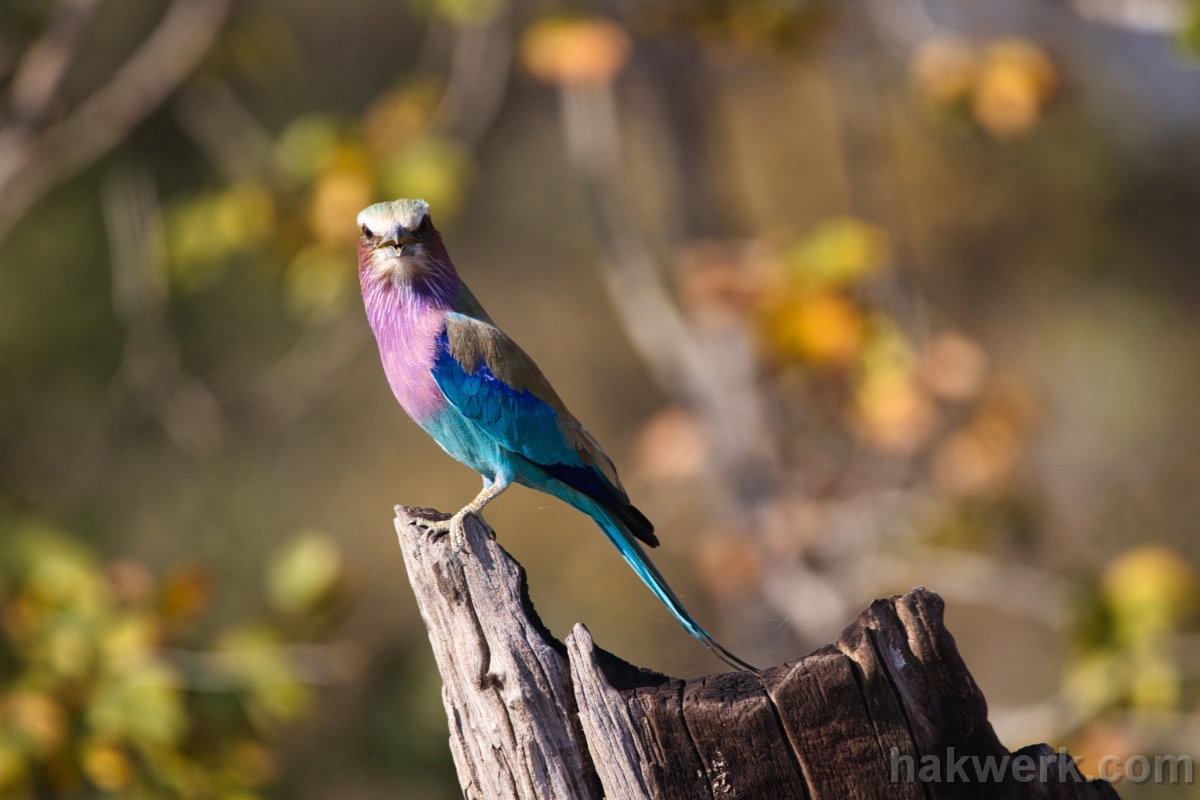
[761,645,921,800]
[394,506,600,800]
[394,506,1120,800]
[573,629,715,800]
[566,625,654,800]
[680,671,810,798]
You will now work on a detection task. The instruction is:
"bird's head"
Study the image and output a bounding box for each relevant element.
[356,198,447,286]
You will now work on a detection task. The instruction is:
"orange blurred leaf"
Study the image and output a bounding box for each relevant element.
[767,291,863,367]
[310,160,374,248]
[694,531,760,598]
[919,331,988,402]
[521,18,631,87]
[159,564,213,628]
[973,38,1056,140]
[81,742,131,792]
[634,407,710,483]
[7,692,66,755]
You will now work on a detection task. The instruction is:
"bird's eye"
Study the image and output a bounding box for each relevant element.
[361,224,373,237]
[415,215,431,235]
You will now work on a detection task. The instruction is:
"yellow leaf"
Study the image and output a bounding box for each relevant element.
[785,216,890,289]
[431,0,501,25]
[218,629,310,724]
[1129,649,1180,712]
[45,622,94,678]
[166,184,274,290]
[310,164,374,248]
[0,736,26,789]
[1103,545,1194,643]
[1062,652,1121,721]
[82,742,132,792]
[277,115,341,183]
[266,531,342,616]
[102,615,159,675]
[87,663,187,747]
[283,247,353,323]
[379,137,469,218]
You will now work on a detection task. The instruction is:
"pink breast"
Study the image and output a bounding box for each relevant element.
[364,285,447,424]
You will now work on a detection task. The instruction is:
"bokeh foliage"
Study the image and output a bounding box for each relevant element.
[0,519,346,799]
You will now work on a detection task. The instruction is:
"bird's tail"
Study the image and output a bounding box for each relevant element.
[587,504,758,673]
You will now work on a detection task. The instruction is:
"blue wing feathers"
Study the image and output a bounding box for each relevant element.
[431,326,658,545]
[432,330,580,468]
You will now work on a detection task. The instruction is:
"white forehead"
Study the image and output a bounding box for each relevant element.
[356,199,430,232]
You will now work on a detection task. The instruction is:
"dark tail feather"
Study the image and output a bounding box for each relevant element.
[607,500,658,548]
[589,505,757,672]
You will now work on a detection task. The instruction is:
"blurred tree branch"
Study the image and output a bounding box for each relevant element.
[560,81,783,526]
[173,80,281,185]
[430,3,513,150]
[0,0,233,243]
[6,0,105,130]
[1071,0,1187,32]
[102,162,226,455]
[869,546,1071,629]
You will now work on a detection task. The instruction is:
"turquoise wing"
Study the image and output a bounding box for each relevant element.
[430,313,656,544]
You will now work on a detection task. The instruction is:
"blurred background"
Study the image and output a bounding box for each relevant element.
[1,0,1200,796]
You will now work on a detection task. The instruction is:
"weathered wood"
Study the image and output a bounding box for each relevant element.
[394,506,600,800]
[761,645,921,799]
[680,671,809,798]
[395,505,1120,800]
[566,625,654,800]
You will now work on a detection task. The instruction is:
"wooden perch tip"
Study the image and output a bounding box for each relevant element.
[394,504,1118,800]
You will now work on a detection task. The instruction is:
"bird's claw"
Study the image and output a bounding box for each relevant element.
[411,513,472,553]
[412,516,452,538]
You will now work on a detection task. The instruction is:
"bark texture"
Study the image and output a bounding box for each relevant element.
[395,505,1118,800]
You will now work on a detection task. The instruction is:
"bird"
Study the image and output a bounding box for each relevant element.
[356,198,755,672]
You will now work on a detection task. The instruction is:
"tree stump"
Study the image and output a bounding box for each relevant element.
[394,505,1118,800]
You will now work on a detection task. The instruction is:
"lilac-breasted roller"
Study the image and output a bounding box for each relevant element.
[355,199,753,671]
[357,198,754,671]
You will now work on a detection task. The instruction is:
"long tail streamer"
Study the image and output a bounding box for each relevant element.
[589,505,759,673]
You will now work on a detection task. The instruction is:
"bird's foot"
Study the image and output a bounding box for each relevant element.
[412,516,452,540]
[412,512,475,553]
